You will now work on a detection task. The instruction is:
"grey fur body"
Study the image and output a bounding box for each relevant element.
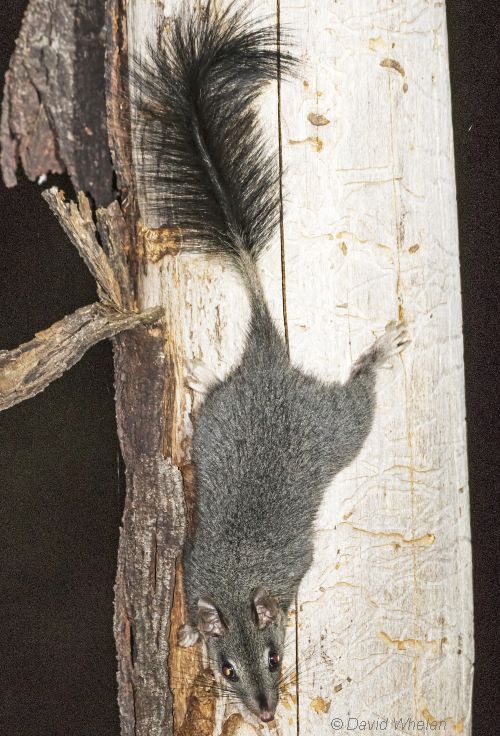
[187,304,377,617]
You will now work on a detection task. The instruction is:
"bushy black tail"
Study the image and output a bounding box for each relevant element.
[132,1,294,305]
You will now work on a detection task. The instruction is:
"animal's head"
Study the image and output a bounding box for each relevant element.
[178,586,286,722]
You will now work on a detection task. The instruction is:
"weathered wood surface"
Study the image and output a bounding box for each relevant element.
[129,0,472,734]
[104,3,192,733]
[280,0,473,734]
[1,0,113,205]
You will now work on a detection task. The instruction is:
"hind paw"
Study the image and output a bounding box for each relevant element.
[352,320,410,376]
[373,321,411,363]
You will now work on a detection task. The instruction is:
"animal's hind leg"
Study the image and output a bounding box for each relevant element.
[321,321,410,473]
[350,321,410,378]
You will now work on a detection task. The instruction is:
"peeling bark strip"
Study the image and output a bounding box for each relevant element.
[113,327,187,736]
[96,200,134,311]
[0,303,159,412]
[1,0,113,205]
[105,0,136,208]
[114,454,185,736]
[43,188,125,308]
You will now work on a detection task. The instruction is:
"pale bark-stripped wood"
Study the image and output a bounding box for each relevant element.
[279,1,473,734]
[128,0,472,734]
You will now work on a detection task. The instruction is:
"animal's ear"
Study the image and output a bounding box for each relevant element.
[197,597,226,637]
[252,586,281,629]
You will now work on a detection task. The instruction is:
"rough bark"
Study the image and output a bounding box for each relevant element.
[1,0,114,205]
[0,302,159,412]
[105,2,188,732]
[2,0,187,729]
[1,0,189,733]
[113,326,186,736]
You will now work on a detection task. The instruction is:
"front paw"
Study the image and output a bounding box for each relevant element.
[177,624,201,647]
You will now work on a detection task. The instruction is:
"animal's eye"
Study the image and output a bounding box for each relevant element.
[221,661,238,681]
[268,651,280,672]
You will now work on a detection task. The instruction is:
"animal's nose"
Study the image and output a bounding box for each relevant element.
[260,709,275,723]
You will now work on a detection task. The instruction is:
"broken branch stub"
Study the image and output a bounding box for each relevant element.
[96,201,134,311]
[0,302,161,412]
[0,187,162,413]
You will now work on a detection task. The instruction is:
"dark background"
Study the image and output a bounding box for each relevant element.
[0,1,498,734]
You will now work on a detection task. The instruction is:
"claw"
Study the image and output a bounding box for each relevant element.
[375,321,411,362]
[351,320,411,377]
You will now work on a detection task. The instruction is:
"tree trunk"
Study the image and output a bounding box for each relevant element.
[1,0,473,734]
[125,1,473,734]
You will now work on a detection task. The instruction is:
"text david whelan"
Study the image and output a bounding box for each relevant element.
[331,716,448,732]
